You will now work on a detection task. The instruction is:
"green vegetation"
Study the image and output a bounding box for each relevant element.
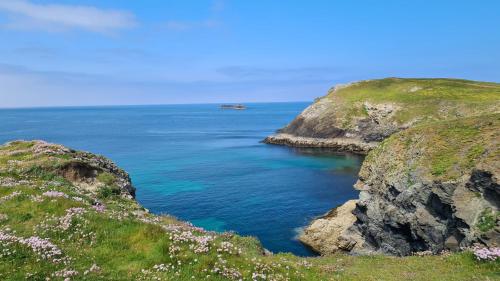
[477,208,499,233]
[338,78,499,104]
[321,78,500,129]
[97,172,121,199]
[97,185,121,199]
[1,141,499,280]
[97,172,116,186]
[367,114,499,181]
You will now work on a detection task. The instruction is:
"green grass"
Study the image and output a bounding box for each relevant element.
[476,208,499,233]
[97,172,116,186]
[319,78,500,129]
[1,140,499,280]
[366,113,499,181]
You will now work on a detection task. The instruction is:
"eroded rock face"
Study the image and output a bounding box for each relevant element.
[61,151,136,198]
[347,168,499,256]
[300,115,499,256]
[265,91,400,154]
[301,171,499,256]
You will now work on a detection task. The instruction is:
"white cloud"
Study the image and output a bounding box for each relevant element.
[0,0,136,33]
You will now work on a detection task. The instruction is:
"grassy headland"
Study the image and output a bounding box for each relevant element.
[317,78,500,131]
[266,78,500,153]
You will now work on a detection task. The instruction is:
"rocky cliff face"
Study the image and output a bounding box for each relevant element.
[263,85,398,154]
[300,115,500,256]
[265,78,500,154]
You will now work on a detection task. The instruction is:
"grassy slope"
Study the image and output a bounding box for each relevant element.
[319,78,500,130]
[364,113,500,181]
[0,141,499,281]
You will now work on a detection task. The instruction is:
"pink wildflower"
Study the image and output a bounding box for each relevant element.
[474,247,500,261]
[42,191,68,198]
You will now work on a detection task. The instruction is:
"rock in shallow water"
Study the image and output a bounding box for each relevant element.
[299,200,365,255]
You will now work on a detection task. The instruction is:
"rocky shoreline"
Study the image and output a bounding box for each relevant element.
[298,200,365,255]
[263,133,376,154]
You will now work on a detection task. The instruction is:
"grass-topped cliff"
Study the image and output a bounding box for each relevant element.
[299,113,499,258]
[351,114,499,255]
[265,78,500,153]
[1,140,499,280]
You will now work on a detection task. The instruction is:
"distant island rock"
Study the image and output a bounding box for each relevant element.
[220,104,247,110]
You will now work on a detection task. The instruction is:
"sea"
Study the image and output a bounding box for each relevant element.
[0,103,363,256]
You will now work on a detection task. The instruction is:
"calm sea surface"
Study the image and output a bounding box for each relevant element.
[0,103,362,256]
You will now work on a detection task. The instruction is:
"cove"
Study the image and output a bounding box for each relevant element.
[0,103,363,256]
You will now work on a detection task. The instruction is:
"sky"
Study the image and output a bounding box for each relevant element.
[0,0,499,108]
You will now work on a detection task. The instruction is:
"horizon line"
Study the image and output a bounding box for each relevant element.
[0,100,313,110]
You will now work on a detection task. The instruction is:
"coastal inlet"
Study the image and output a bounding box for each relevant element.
[0,102,363,256]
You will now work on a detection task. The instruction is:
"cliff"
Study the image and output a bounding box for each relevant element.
[300,114,500,256]
[265,78,500,153]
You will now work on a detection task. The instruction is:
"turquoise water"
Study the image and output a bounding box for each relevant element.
[0,103,363,256]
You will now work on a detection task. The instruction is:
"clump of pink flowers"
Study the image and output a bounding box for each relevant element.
[59,208,86,231]
[92,204,106,213]
[20,236,63,262]
[53,268,79,279]
[32,141,70,155]
[167,229,214,254]
[0,230,65,263]
[217,241,242,255]
[0,191,21,203]
[84,264,101,275]
[42,190,68,198]
[473,247,500,261]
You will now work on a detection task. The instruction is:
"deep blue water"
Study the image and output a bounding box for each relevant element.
[0,103,362,256]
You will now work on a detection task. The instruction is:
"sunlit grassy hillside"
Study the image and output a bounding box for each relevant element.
[279,78,500,141]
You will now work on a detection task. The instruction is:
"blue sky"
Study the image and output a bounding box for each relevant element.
[0,0,499,108]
